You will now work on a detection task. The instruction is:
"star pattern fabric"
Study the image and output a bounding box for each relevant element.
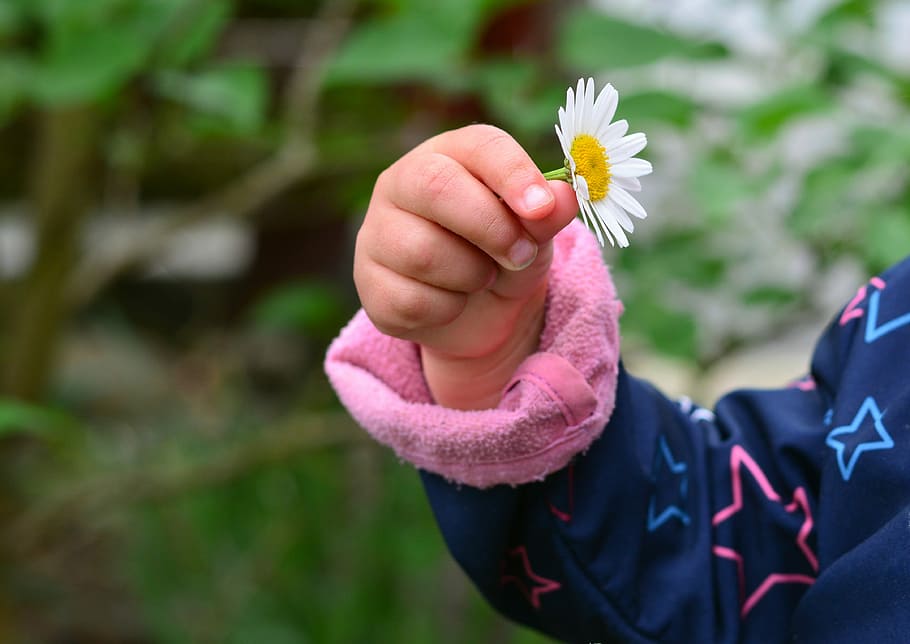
[348,254,910,642]
[712,445,818,617]
[864,288,910,343]
[647,435,690,531]
[547,462,575,522]
[825,396,894,481]
[838,276,910,343]
[839,277,886,326]
[500,546,561,609]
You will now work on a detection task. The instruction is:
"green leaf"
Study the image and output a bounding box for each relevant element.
[471,59,565,135]
[742,286,800,307]
[789,158,859,240]
[689,156,756,225]
[851,125,910,165]
[28,0,184,104]
[156,0,232,68]
[30,28,151,104]
[327,13,469,85]
[0,398,78,438]
[737,85,831,140]
[622,295,698,359]
[863,209,910,271]
[31,0,126,25]
[326,0,507,86]
[0,0,28,39]
[814,0,876,30]
[558,7,722,70]
[153,63,268,133]
[376,0,494,11]
[621,90,699,128]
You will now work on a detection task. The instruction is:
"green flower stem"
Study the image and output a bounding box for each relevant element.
[542,166,571,182]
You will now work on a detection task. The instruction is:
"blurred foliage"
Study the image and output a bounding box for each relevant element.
[0,0,908,642]
[0,398,81,437]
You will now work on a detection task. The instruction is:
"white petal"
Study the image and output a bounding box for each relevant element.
[609,185,648,220]
[555,123,571,162]
[589,202,614,247]
[556,78,650,249]
[606,197,635,233]
[613,176,641,192]
[557,109,577,171]
[606,132,647,164]
[594,200,628,247]
[574,78,587,134]
[558,106,574,146]
[565,86,575,133]
[581,202,606,247]
[584,78,595,129]
[599,118,628,143]
[593,83,619,136]
[574,173,590,201]
[611,157,653,178]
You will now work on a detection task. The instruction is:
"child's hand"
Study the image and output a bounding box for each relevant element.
[354,125,579,409]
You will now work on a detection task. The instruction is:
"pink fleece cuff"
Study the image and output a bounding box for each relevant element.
[324,219,622,488]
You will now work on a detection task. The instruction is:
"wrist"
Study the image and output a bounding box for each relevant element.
[421,287,547,410]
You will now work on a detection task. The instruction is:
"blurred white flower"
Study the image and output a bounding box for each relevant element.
[548,78,652,247]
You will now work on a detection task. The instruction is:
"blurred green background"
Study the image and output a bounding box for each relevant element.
[0,0,908,641]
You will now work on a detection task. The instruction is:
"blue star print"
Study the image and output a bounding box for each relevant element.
[865,289,910,343]
[647,435,690,531]
[825,396,894,482]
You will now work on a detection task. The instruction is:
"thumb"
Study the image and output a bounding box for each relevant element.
[519,180,579,244]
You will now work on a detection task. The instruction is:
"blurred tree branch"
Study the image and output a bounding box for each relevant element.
[8,410,366,552]
[1,107,99,400]
[69,0,358,310]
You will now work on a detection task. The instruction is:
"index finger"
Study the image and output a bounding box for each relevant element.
[423,124,557,222]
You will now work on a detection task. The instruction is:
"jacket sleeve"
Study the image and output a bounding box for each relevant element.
[324,219,623,488]
[325,222,910,643]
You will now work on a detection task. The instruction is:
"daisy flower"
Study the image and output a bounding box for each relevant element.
[544,78,652,247]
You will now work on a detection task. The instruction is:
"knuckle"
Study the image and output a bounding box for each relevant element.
[392,285,434,329]
[372,167,392,198]
[406,242,436,276]
[466,124,539,200]
[417,154,460,204]
[387,225,437,277]
[498,154,531,186]
[393,285,467,330]
[471,123,508,140]
[470,124,512,156]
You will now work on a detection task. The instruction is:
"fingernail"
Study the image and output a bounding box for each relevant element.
[507,238,537,270]
[523,184,553,212]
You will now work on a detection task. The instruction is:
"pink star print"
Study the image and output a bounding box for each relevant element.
[500,545,561,609]
[547,462,575,522]
[712,445,819,617]
[839,276,886,326]
[788,375,816,391]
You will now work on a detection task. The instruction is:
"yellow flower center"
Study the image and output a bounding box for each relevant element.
[570,134,611,201]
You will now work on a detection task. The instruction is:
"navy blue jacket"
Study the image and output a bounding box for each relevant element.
[421,256,910,643]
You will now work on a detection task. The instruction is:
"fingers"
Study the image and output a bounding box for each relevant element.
[426,124,556,221]
[383,151,540,271]
[355,194,498,336]
[520,179,580,243]
[353,260,468,338]
[353,124,583,343]
[369,208,497,293]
